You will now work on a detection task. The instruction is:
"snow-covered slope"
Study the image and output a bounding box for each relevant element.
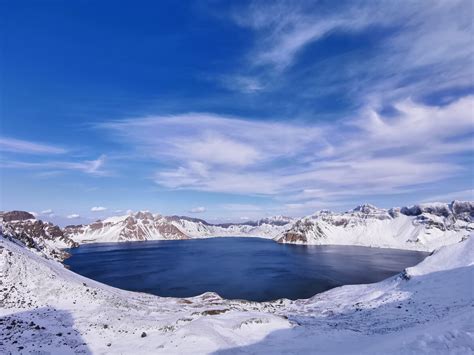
[65,212,189,243]
[276,201,473,251]
[66,213,295,244]
[168,215,294,239]
[1,232,472,354]
[0,211,77,261]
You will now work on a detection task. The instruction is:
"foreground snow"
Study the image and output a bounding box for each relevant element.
[1,235,472,354]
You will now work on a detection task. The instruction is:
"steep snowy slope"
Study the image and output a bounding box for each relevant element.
[276,201,473,251]
[0,211,77,261]
[1,233,472,354]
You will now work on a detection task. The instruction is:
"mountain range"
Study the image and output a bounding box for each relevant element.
[1,200,472,261]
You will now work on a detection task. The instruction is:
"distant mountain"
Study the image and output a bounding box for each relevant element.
[2,201,472,251]
[276,201,473,251]
[64,212,189,243]
[65,213,295,243]
[0,211,77,261]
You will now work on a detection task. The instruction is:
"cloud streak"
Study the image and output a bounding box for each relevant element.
[227,0,473,113]
[91,206,107,212]
[189,206,206,213]
[0,137,67,155]
[0,155,107,175]
[100,96,474,206]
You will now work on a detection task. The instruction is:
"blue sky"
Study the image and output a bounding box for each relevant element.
[1,0,473,225]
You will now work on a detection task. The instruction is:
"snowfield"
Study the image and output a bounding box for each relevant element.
[1,234,473,354]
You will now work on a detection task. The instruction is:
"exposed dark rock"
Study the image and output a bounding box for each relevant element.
[1,211,78,261]
[1,211,35,222]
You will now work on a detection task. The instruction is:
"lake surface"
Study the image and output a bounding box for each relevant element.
[66,237,428,302]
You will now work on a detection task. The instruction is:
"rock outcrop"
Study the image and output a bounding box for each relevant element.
[0,211,77,261]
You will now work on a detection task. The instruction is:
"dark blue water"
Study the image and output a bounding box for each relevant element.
[66,237,428,301]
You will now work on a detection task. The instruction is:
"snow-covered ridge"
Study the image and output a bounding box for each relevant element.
[2,200,472,251]
[0,211,77,261]
[64,211,190,244]
[276,200,473,251]
[65,213,295,244]
[167,215,295,240]
[1,230,472,353]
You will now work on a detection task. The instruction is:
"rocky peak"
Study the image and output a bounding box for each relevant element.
[1,211,36,222]
[450,200,474,217]
[134,211,154,220]
[1,211,77,261]
[166,215,212,226]
[351,204,380,214]
[400,201,473,220]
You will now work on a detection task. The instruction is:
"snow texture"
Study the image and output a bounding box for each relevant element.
[0,233,473,354]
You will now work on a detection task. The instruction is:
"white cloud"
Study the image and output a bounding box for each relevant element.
[0,137,66,154]
[219,75,264,93]
[233,1,472,75]
[91,206,107,212]
[100,113,323,169]
[101,96,474,206]
[232,1,379,70]
[41,209,54,215]
[189,206,206,213]
[0,154,107,175]
[67,214,80,219]
[422,189,474,203]
[229,0,473,111]
[221,204,263,212]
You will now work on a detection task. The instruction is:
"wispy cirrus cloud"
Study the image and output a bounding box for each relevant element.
[232,1,374,70]
[218,75,265,93]
[1,155,107,175]
[99,113,326,168]
[100,96,474,208]
[0,136,67,154]
[0,134,108,176]
[421,189,474,204]
[226,0,473,111]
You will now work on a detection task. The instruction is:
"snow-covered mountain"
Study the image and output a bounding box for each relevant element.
[65,212,295,244]
[1,227,472,353]
[64,211,189,243]
[0,211,77,261]
[167,215,294,239]
[276,201,473,251]
[2,201,472,251]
